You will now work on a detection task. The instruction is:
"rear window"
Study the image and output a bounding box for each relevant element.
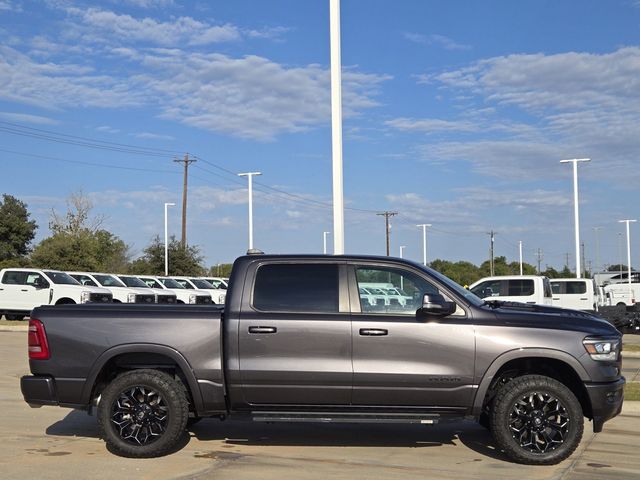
[253,263,339,313]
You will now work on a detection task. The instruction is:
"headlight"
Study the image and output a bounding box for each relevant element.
[218,293,226,304]
[127,293,137,303]
[80,291,91,303]
[189,293,197,304]
[583,337,620,361]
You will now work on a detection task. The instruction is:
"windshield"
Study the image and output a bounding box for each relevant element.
[160,278,184,289]
[119,276,150,288]
[141,278,162,289]
[205,278,227,289]
[44,271,81,285]
[190,279,214,289]
[93,274,126,287]
[422,265,484,306]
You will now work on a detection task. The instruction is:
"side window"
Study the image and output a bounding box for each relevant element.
[470,280,501,298]
[253,263,339,313]
[507,279,534,296]
[355,266,444,315]
[550,282,562,294]
[565,281,587,294]
[2,271,27,285]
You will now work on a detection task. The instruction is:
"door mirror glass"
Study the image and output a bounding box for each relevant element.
[421,293,456,316]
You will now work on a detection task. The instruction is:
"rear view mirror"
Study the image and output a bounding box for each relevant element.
[421,293,456,317]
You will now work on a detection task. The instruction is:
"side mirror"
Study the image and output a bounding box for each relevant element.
[420,293,456,317]
[34,278,49,289]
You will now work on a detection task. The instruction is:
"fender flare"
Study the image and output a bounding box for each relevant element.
[471,348,590,415]
[81,343,204,413]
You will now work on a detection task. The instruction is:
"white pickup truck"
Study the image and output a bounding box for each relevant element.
[0,268,112,320]
[67,272,156,304]
[170,276,226,304]
[550,278,599,311]
[137,275,212,304]
[469,275,554,306]
[117,275,177,304]
[603,282,640,307]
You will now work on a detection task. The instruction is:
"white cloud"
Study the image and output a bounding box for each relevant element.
[0,111,58,125]
[133,132,175,140]
[113,0,175,8]
[96,125,120,134]
[403,32,470,50]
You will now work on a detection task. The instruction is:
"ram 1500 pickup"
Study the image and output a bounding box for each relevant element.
[20,254,624,465]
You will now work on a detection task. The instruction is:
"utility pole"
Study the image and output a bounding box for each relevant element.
[593,226,602,274]
[565,252,571,270]
[377,211,397,256]
[535,248,543,274]
[174,153,196,248]
[487,230,495,276]
[518,241,523,276]
[581,242,586,278]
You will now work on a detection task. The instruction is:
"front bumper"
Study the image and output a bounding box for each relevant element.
[585,376,625,432]
[21,375,58,407]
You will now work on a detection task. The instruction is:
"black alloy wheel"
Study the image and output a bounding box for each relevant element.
[97,369,189,457]
[490,374,583,465]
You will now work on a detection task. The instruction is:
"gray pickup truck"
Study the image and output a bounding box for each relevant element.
[21,254,624,465]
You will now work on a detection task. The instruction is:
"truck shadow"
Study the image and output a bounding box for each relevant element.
[45,412,509,462]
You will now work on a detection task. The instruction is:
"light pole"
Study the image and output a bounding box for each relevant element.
[519,241,523,276]
[619,219,637,302]
[560,158,590,278]
[416,224,432,266]
[323,231,331,255]
[164,202,175,276]
[330,0,344,254]
[399,245,406,290]
[238,172,262,251]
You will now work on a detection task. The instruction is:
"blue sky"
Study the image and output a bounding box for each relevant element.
[1,0,640,271]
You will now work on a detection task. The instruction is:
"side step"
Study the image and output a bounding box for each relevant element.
[251,411,440,424]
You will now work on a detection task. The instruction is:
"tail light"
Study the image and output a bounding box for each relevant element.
[28,319,50,360]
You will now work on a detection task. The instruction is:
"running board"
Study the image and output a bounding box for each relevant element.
[251,411,440,424]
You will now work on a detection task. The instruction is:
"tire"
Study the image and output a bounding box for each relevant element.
[490,374,583,465]
[5,314,25,321]
[97,369,189,458]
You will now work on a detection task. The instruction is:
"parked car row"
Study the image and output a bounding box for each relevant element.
[0,267,228,320]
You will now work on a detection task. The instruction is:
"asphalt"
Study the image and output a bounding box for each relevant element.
[1,331,640,479]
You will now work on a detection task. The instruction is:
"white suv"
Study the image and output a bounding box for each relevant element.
[0,268,112,320]
[67,272,156,304]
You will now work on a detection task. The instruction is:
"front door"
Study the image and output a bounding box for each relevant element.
[349,264,475,408]
[238,262,352,406]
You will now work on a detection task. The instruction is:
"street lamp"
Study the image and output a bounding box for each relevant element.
[560,158,590,278]
[238,172,262,251]
[416,224,432,266]
[519,241,523,276]
[593,226,603,275]
[164,202,175,276]
[399,245,406,290]
[399,245,406,258]
[323,231,331,255]
[619,219,637,302]
[330,0,344,255]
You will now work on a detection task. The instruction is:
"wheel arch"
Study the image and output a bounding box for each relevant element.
[473,349,591,418]
[82,344,204,414]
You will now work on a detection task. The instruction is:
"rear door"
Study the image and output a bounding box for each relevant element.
[349,263,475,408]
[238,261,352,405]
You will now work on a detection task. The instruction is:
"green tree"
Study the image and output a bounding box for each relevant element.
[608,264,630,272]
[208,263,233,278]
[30,192,129,271]
[0,194,37,262]
[129,235,204,276]
[429,259,481,286]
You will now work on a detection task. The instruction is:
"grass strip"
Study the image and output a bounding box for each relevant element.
[625,382,640,401]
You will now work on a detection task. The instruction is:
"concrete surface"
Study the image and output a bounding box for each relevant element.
[1,331,639,480]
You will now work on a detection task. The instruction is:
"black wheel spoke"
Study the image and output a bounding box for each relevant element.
[111,384,169,446]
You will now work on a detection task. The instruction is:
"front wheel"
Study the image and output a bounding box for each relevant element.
[97,369,189,457]
[5,314,25,321]
[490,374,583,465]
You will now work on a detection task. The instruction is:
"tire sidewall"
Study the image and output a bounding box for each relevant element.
[491,375,584,465]
[97,370,188,457]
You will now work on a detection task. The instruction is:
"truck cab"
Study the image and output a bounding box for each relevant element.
[469,275,554,306]
[550,278,598,311]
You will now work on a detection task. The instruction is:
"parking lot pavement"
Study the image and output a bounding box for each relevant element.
[2,331,639,480]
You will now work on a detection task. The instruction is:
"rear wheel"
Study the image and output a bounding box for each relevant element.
[97,369,189,457]
[490,374,583,465]
[5,314,25,321]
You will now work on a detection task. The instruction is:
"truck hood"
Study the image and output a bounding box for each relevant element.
[483,301,619,336]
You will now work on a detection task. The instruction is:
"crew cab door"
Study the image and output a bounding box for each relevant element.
[237,261,352,405]
[349,263,475,408]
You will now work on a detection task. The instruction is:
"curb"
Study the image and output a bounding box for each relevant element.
[622,400,640,415]
[623,351,640,359]
[0,325,28,332]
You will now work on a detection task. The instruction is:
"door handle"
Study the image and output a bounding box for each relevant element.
[20,289,28,292]
[359,328,388,336]
[580,298,588,300]
[248,326,277,334]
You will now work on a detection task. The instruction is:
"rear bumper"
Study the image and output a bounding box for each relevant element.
[20,375,58,407]
[585,377,625,432]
